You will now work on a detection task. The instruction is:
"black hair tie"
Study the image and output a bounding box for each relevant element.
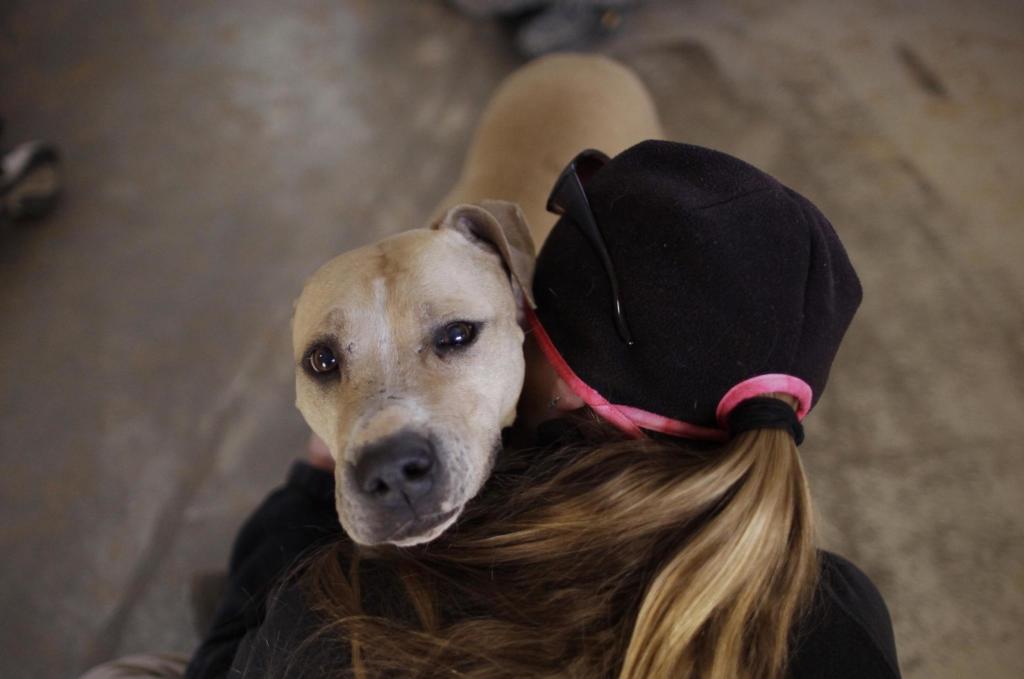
[727,397,805,446]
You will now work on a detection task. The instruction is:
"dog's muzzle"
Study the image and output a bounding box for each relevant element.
[350,430,454,540]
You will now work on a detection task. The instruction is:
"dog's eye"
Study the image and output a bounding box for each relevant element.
[307,345,339,374]
[434,321,478,352]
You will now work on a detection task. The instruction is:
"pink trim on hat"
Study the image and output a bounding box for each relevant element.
[526,306,645,438]
[526,307,731,442]
[715,374,813,428]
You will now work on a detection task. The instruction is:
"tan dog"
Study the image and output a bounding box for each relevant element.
[292,54,662,546]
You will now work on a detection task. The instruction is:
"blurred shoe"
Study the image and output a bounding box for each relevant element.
[515,3,628,57]
[1,139,62,221]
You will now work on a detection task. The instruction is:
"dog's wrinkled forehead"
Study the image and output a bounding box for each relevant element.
[293,228,514,361]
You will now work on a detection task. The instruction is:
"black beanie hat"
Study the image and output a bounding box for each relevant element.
[528,140,862,441]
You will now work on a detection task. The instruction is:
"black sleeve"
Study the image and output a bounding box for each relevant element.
[229,579,353,679]
[185,462,342,679]
[788,551,902,679]
[229,546,425,677]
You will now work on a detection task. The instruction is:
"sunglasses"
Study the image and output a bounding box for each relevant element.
[546,149,634,346]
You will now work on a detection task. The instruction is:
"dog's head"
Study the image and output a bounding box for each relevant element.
[292,201,535,546]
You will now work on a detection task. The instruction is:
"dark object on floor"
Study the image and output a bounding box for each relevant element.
[0,118,62,222]
[190,571,229,638]
[450,0,636,57]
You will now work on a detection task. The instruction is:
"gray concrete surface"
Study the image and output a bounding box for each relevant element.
[1,0,1021,677]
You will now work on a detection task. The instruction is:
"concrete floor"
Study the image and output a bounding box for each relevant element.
[1,0,1021,677]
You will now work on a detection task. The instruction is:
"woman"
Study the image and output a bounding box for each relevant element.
[186,141,900,679]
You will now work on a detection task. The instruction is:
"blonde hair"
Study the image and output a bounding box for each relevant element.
[295,398,817,678]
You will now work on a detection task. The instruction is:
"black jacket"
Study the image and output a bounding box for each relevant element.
[187,457,901,679]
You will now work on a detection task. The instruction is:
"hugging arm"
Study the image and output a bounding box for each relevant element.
[185,463,341,679]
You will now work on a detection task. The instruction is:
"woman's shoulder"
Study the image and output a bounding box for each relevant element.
[788,550,902,679]
[228,547,903,678]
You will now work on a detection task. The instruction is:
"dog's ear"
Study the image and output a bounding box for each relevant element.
[434,200,536,308]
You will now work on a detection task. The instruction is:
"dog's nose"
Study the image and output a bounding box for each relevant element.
[353,433,437,509]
